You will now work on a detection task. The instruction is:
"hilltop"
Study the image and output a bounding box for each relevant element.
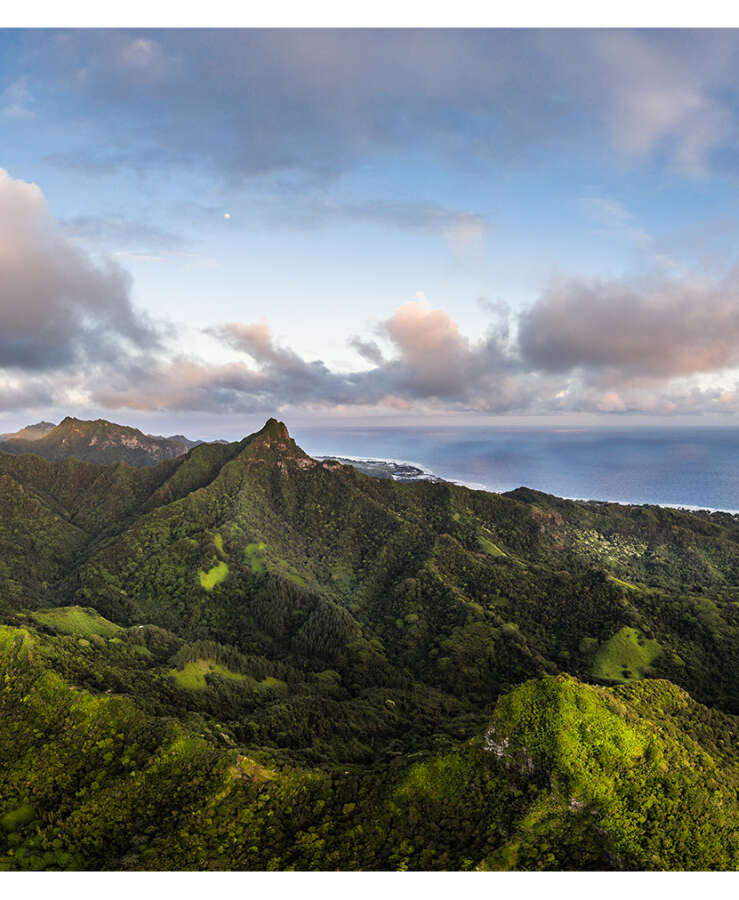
[0,421,55,442]
[0,416,199,467]
[0,417,737,870]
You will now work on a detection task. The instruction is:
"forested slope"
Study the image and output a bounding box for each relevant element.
[0,418,737,869]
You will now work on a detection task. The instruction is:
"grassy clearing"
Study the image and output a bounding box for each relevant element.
[30,606,122,638]
[480,535,506,557]
[198,560,229,591]
[214,533,225,556]
[593,626,661,682]
[170,659,248,690]
[245,541,266,574]
[170,661,286,693]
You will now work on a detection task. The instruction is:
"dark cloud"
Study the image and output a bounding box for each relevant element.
[16,29,739,189]
[0,377,55,411]
[348,337,385,367]
[0,168,161,372]
[30,30,528,180]
[206,320,378,407]
[518,272,739,380]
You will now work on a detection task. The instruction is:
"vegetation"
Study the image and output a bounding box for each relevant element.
[30,606,123,639]
[170,659,247,689]
[592,626,662,682]
[1,416,194,467]
[0,417,737,870]
[244,542,266,574]
[0,626,735,871]
[199,561,230,591]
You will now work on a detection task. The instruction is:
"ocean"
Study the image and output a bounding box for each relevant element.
[291,425,739,514]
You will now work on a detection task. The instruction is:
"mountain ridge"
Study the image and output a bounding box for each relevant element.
[0,421,56,442]
[0,415,201,467]
[0,416,737,869]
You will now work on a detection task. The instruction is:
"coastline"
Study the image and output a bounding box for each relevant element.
[312,453,739,517]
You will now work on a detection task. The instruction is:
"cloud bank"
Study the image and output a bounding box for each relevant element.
[1,168,738,420]
[519,272,739,380]
[0,169,160,372]
[20,29,739,184]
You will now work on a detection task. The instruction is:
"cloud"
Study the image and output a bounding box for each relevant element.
[348,337,385,367]
[88,357,269,413]
[79,300,522,416]
[379,300,509,399]
[518,271,739,380]
[111,299,524,415]
[1,78,35,119]
[0,168,161,372]
[579,195,679,270]
[21,29,739,185]
[579,196,654,251]
[63,214,184,252]
[1,159,738,421]
[580,30,736,175]
[34,30,515,178]
[239,188,491,249]
[204,320,390,408]
[327,203,489,250]
[3,281,739,420]
[549,379,739,417]
[0,375,55,410]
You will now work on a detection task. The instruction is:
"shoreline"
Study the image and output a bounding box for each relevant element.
[312,453,739,517]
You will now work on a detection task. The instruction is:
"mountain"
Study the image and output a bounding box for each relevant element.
[0,416,198,467]
[1,624,736,871]
[0,418,737,870]
[0,421,56,442]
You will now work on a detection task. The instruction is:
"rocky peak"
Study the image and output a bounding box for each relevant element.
[238,418,316,472]
[258,418,291,442]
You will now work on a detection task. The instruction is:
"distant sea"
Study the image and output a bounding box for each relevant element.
[292,426,739,514]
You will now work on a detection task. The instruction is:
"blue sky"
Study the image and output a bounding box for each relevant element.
[2,27,739,438]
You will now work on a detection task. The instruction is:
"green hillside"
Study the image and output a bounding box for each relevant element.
[30,606,123,639]
[0,417,737,870]
[0,626,736,871]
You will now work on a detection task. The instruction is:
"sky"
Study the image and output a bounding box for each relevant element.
[2,26,739,438]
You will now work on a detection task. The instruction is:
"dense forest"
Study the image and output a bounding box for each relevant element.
[0,418,737,870]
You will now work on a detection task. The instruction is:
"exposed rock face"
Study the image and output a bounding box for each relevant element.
[484,724,536,775]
